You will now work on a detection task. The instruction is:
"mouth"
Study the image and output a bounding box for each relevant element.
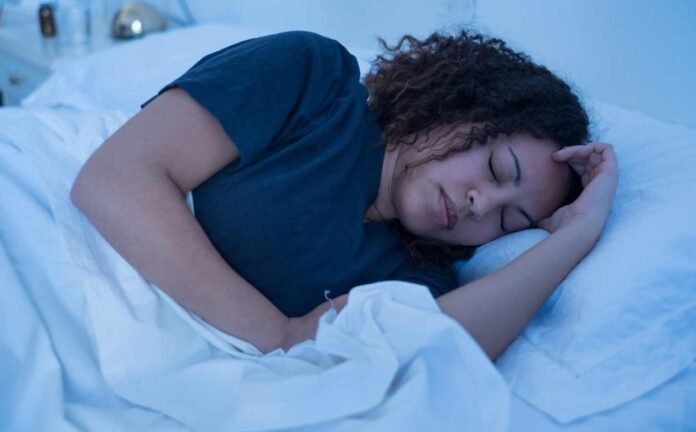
[440,189,459,230]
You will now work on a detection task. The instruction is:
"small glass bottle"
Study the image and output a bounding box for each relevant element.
[39,3,57,37]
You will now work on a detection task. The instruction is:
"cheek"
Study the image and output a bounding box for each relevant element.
[392,175,432,236]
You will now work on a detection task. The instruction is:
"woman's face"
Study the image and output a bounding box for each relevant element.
[390,124,571,246]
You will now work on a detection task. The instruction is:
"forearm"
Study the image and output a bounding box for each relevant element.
[71,160,289,354]
[437,221,600,360]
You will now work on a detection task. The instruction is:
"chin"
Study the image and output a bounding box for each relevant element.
[395,204,429,238]
[399,217,428,238]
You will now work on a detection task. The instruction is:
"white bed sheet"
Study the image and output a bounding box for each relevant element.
[0,107,508,431]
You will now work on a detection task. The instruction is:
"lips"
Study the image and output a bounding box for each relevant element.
[441,189,459,230]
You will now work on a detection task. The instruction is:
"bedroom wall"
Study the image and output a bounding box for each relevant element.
[473,1,696,129]
[6,1,693,126]
[164,0,696,129]
[176,0,476,51]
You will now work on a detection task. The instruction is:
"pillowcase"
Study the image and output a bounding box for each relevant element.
[21,24,378,114]
[454,228,561,315]
[453,101,696,422]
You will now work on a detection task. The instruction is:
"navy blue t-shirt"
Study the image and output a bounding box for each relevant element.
[142,31,457,317]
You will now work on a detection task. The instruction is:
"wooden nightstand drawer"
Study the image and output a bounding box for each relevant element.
[0,53,51,105]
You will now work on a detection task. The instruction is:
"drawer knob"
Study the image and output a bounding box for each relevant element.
[9,75,24,86]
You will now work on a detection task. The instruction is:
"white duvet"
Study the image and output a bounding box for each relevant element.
[0,107,509,431]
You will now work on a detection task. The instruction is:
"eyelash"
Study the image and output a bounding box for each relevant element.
[488,151,506,233]
[488,152,499,183]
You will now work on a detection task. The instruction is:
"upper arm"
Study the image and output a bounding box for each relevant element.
[73,30,356,199]
[140,31,360,172]
[74,86,239,196]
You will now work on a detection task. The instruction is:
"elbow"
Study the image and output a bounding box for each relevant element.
[70,162,105,212]
[70,175,83,209]
[482,337,512,363]
[486,347,501,363]
[470,333,507,363]
[477,340,500,363]
[70,169,90,210]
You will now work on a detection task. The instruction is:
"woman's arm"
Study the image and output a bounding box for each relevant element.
[71,88,291,354]
[437,220,597,360]
[437,143,618,361]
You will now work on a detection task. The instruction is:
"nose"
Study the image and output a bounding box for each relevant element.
[466,188,502,220]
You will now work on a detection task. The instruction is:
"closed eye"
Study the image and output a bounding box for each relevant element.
[489,150,507,232]
[488,151,499,183]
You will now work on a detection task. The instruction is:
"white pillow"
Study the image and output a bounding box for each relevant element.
[21,24,378,114]
[21,24,264,113]
[454,229,561,315]
[454,101,696,422]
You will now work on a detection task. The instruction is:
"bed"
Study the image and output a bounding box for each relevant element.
[1,24,694,431]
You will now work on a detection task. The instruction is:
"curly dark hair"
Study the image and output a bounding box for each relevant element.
[361,29,590,268]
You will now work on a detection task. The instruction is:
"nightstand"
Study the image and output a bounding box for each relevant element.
[0,7,125,106]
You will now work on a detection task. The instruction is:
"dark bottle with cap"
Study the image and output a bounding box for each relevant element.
[38,3,57,37]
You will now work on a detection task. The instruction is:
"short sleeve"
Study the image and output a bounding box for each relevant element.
[141,31,361,169]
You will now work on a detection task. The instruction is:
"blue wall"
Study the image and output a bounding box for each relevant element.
[141,0,696,128]
[474,0,696,129]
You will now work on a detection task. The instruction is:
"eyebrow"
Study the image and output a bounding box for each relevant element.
[507,146,535,227]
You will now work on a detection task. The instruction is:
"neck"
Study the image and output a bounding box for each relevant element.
[364,144,399,223]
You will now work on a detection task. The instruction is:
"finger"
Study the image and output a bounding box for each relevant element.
[586,142,616,164]
[568,159,590,178]
[597,143,618,168]
[563,150,603,174]
[587,145,617,172]
[588,152,603,168]
[590,141,613,151]
[581,171,592,187]
[552,145,586,160]
[552,144,595,162]
[556,141,616,161]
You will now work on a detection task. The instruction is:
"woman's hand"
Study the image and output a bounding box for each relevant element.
[538,142,618,236]
[282,294,349,352]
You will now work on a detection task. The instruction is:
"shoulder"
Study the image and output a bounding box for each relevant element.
[194,30,355,76]
[261,30,345,49]
[247,31,354,63]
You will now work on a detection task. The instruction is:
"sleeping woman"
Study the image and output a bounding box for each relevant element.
[70,30,617,360]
